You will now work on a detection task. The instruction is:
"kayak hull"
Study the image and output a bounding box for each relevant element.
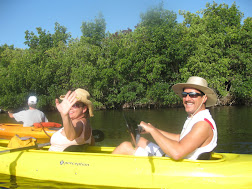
[0,140,251,188]
[0,123,59,143]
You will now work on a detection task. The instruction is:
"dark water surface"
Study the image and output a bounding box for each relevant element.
[0,106,251,188]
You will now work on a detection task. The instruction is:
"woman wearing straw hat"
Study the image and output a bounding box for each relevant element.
[113,76,217,160]
[49,88,94,152]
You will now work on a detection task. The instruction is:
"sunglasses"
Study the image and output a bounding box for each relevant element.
[72,103,84,109]
[182,92,204,98]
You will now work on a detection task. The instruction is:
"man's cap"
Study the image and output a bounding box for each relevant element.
[28,96,37,105]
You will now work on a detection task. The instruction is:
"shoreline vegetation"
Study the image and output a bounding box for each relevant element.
[0,2,251,112]
[1,100,250,114]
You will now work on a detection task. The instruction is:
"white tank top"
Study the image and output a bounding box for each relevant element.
[49,120,92,152]
[179,109,217,160]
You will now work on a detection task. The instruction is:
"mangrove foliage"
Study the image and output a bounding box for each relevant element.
[0,2,251,111]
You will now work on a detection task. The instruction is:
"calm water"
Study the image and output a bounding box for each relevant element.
[0,106,251,188]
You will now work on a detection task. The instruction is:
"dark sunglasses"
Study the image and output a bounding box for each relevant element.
[182,92,204,98]
[72,103,84,109]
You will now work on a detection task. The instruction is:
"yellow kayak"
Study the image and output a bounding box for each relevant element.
[0,139,251,188]
[0,123,60,143]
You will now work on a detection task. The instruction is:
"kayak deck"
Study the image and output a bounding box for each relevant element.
[0,139,252,188]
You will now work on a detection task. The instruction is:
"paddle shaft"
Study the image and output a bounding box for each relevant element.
[0,142,50,154]
[122,113,146,147]
[122,113,137,147]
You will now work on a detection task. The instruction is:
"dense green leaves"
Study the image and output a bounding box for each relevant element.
[180,2,251,104]
[24,22,71,51]
[0,2,251,111]
[81,12,106,46]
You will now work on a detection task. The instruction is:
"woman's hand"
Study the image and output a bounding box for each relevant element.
[55,91,77,116]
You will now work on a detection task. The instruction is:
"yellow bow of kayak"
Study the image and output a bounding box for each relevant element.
[0,139,251,189]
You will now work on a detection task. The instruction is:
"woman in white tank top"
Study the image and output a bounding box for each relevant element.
[49,88,94,152]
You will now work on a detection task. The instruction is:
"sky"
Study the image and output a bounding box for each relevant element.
[1,0,251,49]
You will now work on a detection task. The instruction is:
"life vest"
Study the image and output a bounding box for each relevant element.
[33,122,62,128]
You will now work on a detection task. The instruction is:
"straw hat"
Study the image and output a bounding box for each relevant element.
[172,76,217,107]
[60,88,94,117]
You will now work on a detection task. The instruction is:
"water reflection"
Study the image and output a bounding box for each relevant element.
[212,106,252,154]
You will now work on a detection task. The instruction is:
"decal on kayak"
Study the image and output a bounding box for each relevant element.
[60,160,89,167]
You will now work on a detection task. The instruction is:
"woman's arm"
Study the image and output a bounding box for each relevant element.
[61,115,83,141]
[56,91,82,141]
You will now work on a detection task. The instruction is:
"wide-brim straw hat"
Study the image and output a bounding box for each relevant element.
[60,88,94,117]
[172,76,217,107]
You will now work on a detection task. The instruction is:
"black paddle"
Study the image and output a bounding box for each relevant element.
[123,113,136,147]
[122,112,144,147]
[0,142,51,154]
[92,129,105,142]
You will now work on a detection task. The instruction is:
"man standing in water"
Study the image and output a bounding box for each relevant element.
[8,96,48,127]
[112,76,217,160]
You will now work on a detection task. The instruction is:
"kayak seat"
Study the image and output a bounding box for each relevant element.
[64,144,89,152]
[197,152,212,160]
